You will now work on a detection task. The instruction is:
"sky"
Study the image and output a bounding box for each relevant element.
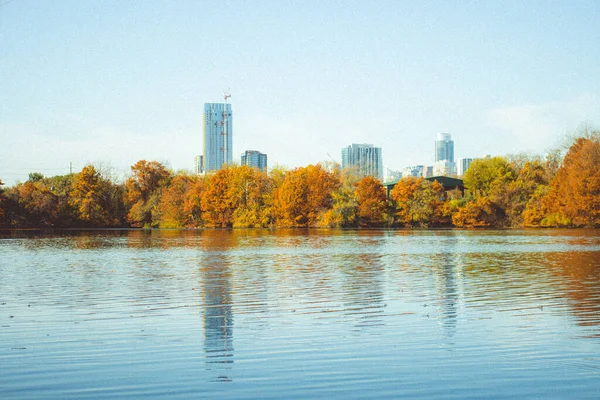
[1,0,599,185]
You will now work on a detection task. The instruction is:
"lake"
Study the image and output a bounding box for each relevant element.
[1,229,599,399]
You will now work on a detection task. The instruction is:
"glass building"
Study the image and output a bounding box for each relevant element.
[203,103,232,172]
[341,143,383,181]
[457,157,474,176]
[241,150,267,171]
[435,133,454,163]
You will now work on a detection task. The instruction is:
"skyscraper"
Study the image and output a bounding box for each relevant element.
[434,133,456,176]
[435,133,454,163]
[341,143,383,181]
[203,102,232,172]
[241,150,267,171]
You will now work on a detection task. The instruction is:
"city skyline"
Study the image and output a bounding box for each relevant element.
[1,1,599,185]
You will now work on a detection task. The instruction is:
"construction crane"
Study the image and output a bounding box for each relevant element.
[221,90,232,165]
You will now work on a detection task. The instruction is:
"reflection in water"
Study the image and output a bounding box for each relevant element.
[547,251,600,335]
[199,232,235,382]
[2,228,600,399]
[430,235,462,341]
[340,232,386,330]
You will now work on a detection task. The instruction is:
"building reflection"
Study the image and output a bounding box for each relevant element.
[430,233,463,342]
[199,231,236,382]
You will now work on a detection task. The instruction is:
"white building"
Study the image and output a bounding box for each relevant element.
[341,143,383,181]
[402,165,424,178]
[433,160,457,176]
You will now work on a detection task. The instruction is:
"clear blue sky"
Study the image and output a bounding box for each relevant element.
[1,0,599,185]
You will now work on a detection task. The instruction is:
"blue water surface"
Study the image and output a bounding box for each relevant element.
[1,229,599,399]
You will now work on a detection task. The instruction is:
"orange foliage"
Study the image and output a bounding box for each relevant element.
[125,160,170,227]
[390,177,446,227]
[183,176,207,227]
[157,174,194,228]
[354,176,388,227]
[452,197,504,228]
[273,164,340,227]
[126,160,170,204]
[70,165,113,226]
[201,165,274,228]
[540,136,600,227]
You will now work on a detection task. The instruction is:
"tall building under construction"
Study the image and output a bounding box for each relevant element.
[203,102,232,172]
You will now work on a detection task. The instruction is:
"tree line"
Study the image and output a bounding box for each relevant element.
[1,132,598,229]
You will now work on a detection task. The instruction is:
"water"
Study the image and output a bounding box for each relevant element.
[1,229,599,399]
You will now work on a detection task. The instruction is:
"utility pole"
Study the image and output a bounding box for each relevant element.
[70,162,73,175]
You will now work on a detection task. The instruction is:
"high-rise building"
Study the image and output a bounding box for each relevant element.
[457,157,474,176]
[241,150,267,171]
[435,133,454,163]
[433,133,456,176]
[203,102,232,172]
[194,155,203,175]
[341,143,383,181]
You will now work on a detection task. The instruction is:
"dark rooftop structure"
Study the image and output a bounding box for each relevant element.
[383,176,464,198]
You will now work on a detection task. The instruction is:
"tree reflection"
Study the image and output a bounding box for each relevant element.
[547,250,600,335]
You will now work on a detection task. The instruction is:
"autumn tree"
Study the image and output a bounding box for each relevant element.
[354,175,389,227]
[200,167,236,228]
[231,166,274,228]
[4,174,76,227]
[455,157,517,227]
[183,175,207,227]
[125,160,171,227]
[452,197,505,228]
[273,164,340,227]
[319,166,359,228]
[153,173,194,228]
[390,177,446,227]
[504,160,550,227]
[70,165,123,226]
[539,134,600,227]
